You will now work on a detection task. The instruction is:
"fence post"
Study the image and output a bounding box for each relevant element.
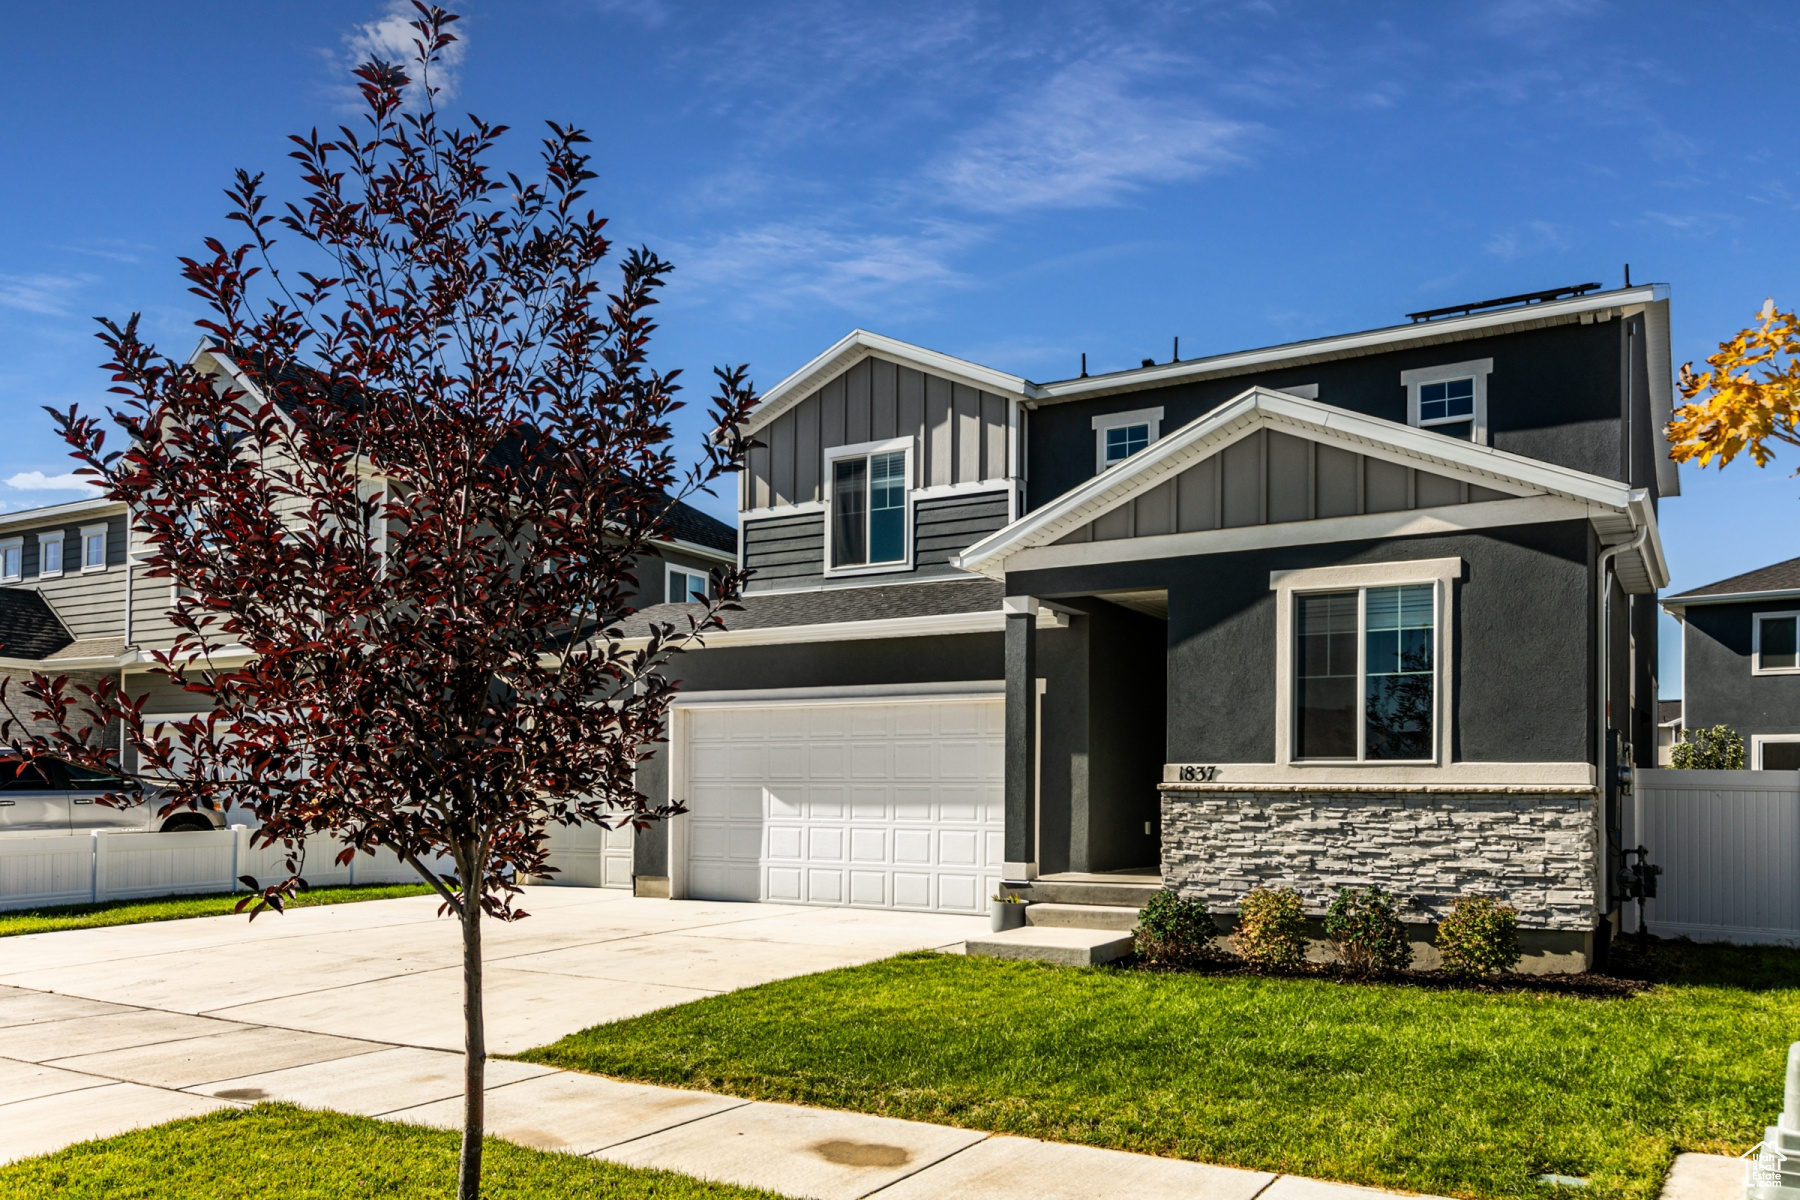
[231,825,248,892]
[91,830,108,904]
[347,839,357,888]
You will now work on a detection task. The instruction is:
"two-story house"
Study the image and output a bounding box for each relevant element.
[617,281,1675,972]
[1663,557,1800,770]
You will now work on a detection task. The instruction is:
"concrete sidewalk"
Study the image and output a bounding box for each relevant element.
[0,889,1750,1199]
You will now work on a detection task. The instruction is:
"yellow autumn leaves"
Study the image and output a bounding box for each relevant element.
[1669,298,1800,470]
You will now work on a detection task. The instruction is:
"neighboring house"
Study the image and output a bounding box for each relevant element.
[1657,698,1683,766]
[618,280,1675,971]
[1662,557,1800,770]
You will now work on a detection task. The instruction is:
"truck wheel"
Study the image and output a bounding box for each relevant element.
[159,814,214,834]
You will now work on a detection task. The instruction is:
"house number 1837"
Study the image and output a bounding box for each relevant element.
[1177,765,1219,782]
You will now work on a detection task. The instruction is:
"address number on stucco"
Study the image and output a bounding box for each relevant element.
[1176,765,1219,782]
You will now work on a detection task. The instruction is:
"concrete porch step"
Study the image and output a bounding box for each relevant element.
[1025,903,1142,932]
[965,926,1135,967]
[1013,877,1162,909]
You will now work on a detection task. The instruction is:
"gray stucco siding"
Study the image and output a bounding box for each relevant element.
[1008,519,1595,766]
[1682,601,1800,740]
[1026,320,1635,512]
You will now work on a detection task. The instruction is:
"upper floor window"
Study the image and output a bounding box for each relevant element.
[1091,406,1164,474]
[1754,612,1799,674]
[80,523,108,573]
[37,532,63,578]
[668,566,708,604]
[0,538,20,583]
[826,438,911,572]
[1401,358,1492,445]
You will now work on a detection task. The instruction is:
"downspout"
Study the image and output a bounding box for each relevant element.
[1595,521,1649,926]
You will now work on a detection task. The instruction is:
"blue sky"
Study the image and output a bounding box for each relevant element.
[1,1,1795,696]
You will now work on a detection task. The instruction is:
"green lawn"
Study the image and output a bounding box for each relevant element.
[0,1104,778,1199]
[0,882,434,938]
[521,943,1799,1200]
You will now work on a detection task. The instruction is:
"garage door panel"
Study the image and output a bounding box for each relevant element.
[684,698,1003,912]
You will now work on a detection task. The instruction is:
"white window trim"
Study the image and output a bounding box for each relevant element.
[34,531,65,579]
[79,522,109,574]
[823,436,915,577]
[1401,358,1492,445]
[1091,406,1165,474]
[1752,611,1800,675]
[1271,557,1461,767]
[1752,734,1800,770]
[666,563,708,604]
[0,537,21,583]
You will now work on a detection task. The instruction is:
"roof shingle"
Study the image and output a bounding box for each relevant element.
[1669,555,1800,601]
[0,590,73,662]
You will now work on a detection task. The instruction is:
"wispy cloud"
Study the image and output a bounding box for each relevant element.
[53,238,153,266]
[5,471,97,492]
[673,219,981,315]
[343,0,467,106]
[0,273,93,317]
[1485,220,1572,259]
[930,53,1256,213]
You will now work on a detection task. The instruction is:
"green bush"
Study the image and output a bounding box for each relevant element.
[1323,886,1413,976]
[1134,889,1218,966]
[1234,887,1307,967]
[1669,724,1745,770]
[1435,895,1521,977]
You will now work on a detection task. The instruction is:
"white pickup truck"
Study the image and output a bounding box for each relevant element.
[0,754,227,835]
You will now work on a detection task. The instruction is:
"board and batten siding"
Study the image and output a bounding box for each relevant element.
[6,513,129,641]
[743,492,1012,591]
[746,357,1013,511]
[1056,429,1513,544]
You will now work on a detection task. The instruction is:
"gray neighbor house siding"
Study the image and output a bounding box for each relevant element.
[1682,601,1800,739]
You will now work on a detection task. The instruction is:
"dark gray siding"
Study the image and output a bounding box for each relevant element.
[742,512,826,589]
[915,492,1010,568]
[1683,601,1800,742]
[1009,519,1595,766]
[1027,318,1642,513]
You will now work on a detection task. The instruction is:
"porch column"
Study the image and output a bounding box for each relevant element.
[1003,594,1038,881]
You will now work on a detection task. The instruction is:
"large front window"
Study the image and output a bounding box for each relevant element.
[1295,584,1436,761]
[831,449,907,568]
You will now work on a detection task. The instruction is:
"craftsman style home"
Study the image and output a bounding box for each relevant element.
[1663,557,1800,770]
[618,282,1675,972]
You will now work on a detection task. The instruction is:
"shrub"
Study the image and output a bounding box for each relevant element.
[1234,887,1307,967]
[1669,724,1745,770]
[1435,895,1521,977]
[1323,886,1413,977]
[1134,890,1218,967]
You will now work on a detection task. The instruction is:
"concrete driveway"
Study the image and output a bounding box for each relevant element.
[0,886,986,1055]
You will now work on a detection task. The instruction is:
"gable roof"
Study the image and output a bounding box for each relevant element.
[1665,556,1800,607]
[662,500,736,557]
[953,386,1667,589]
[0,589,73,662]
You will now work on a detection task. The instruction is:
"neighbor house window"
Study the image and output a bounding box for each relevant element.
[1294,584,1437,761]
[1754,612,1800,674]
[80,523,108,572]
[1755,736,1800,771]
[826,439,911,571]
[37,532,63,578]
[667,566,707,603]
[1401,359,1492,445]
[0,538,20,583]
[1091,406,1164,474]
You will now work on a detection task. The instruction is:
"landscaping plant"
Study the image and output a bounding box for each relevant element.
[1435,895,1522,976]
[1669,724,1746,770]
[1134,889,1218,967]
[1323,885,1412,977]
[0,8,756,1199]
[1233,886,1307,967]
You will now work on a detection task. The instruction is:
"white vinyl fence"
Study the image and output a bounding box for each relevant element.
[1627,768,1800,946]
[0,827,449,913]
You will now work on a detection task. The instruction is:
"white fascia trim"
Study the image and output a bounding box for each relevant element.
[1162,761,1595,787]
[1664,587,1800,614]
[0,497,123,532]
[612,606,1069,652]
[1034,284,1670,403]
[671,680,1005,707]
[659,537,737,565]
[1001,495,1589,575]
[954,388,1645,577]
[1751,611,1800,676]
[744,330,1034,436]
[0,652,133,671]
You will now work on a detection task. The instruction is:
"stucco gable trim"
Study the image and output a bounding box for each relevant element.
[954,387,1651,579]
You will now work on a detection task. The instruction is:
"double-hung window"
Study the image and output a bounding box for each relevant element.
[0,538,20,583]
[1754,612,1800,674]
[827,440,910,572]
[1295,584,1437,760]
[668,566,708,603]
[1402,359,1492,445]
[37,532,63,578]
[80,523,108,573]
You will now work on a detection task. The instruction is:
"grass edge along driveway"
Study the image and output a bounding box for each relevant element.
[0,882,435,938]
[0,1104,782,1199]
[520,946,1800,1200]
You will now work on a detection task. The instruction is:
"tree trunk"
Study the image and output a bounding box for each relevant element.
[458,844,485,1200]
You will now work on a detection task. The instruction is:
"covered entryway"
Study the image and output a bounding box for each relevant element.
[676,694,1004,913]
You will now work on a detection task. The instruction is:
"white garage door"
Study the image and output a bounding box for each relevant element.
[540,819,634,889]
[682,697,1005,914]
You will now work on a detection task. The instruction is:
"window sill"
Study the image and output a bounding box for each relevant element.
[1751,667,1800,676]
[37,572,63,581]
[823,561,913,579]
[81,566,108,575]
